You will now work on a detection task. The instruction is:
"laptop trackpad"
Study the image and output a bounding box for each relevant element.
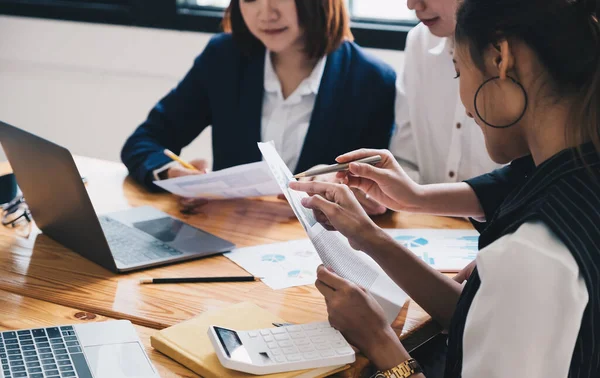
[85,342,156,378]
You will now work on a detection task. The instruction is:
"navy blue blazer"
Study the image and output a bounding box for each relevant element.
[121,33,396,190]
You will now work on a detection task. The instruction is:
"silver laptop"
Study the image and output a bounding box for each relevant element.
[0,320,160,378]
[0,120,236,273]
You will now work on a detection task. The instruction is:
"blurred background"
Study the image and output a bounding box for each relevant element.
[0,0,417,166]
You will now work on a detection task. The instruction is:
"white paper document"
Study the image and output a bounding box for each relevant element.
[153,161,282,199]
[258,142,408,324]
[225,239,322,290]
[384,229,479,272]
[225,230,479,290]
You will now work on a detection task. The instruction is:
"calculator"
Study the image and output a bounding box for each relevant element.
[208,322,356,375]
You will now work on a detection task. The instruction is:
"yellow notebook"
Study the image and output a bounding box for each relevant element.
[151,302,350,378]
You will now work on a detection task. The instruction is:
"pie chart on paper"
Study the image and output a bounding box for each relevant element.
[393,236,430,249]
[287,270,314,279]
[262,254,286,263]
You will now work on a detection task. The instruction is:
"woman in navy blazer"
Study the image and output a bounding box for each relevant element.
[121,0,396,200]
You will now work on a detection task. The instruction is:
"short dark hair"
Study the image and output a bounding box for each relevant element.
[455,0,600,156]
[222,0,353,59]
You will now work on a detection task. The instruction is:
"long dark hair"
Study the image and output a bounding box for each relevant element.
[455,0,600,156]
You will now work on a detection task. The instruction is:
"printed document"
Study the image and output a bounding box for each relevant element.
[225,229,479,290]
[153,161,281,199]
[385,229,479,272]
[225,239,322,290]
[258,142,408,324]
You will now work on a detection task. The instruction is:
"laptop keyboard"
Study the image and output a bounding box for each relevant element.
[0,326,92,378]
[98,216,183,266]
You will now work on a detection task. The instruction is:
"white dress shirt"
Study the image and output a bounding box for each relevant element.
[261,51,326,172]
[154,52,326,180]
[392,23,501,184]
[463,221,588,378]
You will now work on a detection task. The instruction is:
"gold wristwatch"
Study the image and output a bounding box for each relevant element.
[372,358,423,378]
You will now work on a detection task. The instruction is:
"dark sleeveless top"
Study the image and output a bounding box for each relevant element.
[444,144,600,378]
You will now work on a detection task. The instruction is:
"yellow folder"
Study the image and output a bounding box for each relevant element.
[151,302,350,378]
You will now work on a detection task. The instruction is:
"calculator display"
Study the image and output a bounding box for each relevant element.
[215,327,251,362]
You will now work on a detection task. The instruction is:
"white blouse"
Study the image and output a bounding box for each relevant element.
[463,221,588,378]
[391,23,501,184]
[260,51,326,172]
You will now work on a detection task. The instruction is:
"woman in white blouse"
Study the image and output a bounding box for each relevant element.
[121,0,395,215]
[392,0,502,183]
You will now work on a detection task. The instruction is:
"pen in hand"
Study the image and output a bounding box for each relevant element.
[293,156,382,179]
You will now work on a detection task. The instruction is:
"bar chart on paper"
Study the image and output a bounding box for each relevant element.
[385,229,480,272]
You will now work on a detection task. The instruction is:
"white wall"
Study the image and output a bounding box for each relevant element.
[0,15,405,166]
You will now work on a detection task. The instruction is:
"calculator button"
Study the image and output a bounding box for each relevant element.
[274,334,289,341]
[315,344,330,351]
[294,338,310,346]
[286,354,303,362]
[274,356,286,363]
[336,347,354,355]
[289,332,304,339]
[301,324,318,331]
[3,333,16,340]
[331,341,348,349]
[281,347,298,355]
[287,325,303,332]
[310,336,327,344]
[260,330,271,336]
[319,350,336,358]
[278,340,294,348]
[271,328,286,335]
[305,329,323,337]
[267,342,278,349]
[271,349,282,356]
[248,332,258,338]
[298,345,314,353]
[263,335,274,342]
[303,352,320,360]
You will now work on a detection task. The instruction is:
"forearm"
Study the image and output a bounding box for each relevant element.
[366,228,463,329]
[121,123,175,189]
[414,182,484,219]
[366,327,426,378]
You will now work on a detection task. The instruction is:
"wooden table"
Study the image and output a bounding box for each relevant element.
[0,289,200,377]
[0,156,473,377]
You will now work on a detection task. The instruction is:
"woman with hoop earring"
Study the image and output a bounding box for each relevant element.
[288,0,600,377]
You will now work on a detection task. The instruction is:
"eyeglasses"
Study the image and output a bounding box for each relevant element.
[2,195,32,232]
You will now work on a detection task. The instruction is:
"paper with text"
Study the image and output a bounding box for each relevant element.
[153,161,282,199]
[258,142,407,323]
